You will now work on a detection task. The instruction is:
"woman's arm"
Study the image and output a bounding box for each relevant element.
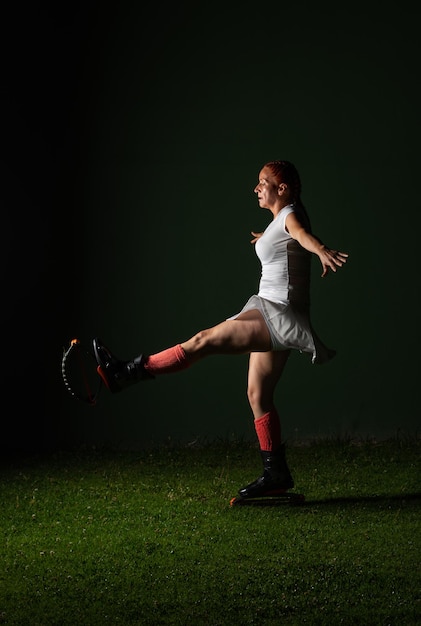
[285,212,348,277]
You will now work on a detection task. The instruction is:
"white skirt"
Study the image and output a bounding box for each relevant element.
[228,295,336,365]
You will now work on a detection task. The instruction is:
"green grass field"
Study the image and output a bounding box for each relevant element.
[1,437,419,625]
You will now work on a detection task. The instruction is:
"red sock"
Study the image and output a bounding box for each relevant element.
[144,344,190,375]
[254,410,281,452]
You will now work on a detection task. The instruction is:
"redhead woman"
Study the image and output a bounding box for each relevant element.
[94,160,348,499]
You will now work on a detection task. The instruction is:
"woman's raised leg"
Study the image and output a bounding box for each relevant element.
[93,310,272,392]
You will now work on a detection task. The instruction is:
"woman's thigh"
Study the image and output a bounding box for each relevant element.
[182,310,272,358]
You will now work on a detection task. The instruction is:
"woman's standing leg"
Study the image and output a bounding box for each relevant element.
[238,349,295,498]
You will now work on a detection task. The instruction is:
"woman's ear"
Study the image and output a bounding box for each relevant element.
[277,183,287,195]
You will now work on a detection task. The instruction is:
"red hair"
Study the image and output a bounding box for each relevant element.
[264,160,302,204]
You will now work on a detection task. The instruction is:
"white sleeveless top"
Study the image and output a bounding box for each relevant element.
[255,204,311,306]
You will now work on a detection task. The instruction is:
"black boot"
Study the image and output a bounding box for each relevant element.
[238,444,294,498]
[93,338,154,393]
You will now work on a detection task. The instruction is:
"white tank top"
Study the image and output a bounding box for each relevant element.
[255,204,312,306]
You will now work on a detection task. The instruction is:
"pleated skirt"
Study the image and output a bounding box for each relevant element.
[228,295,336,365]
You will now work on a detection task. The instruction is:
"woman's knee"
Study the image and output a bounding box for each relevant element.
[247,373,277,415]
[247,384,265,412]
[183,328,213,357]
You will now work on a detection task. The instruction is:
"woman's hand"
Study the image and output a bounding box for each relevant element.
[318,247,349,277]
[250,231,263,244]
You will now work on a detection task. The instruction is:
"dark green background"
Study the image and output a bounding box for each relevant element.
[2,1,419,452]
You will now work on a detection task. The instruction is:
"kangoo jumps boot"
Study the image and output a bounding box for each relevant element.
[93,338,154,393]
[238,444,294,498]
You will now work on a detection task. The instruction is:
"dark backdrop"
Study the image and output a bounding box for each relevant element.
[2,1,420,452]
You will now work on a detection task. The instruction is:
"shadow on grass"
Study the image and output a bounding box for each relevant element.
[232,492,421,509]
[304,492,421,508]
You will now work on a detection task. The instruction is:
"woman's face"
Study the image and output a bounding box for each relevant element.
[254,167,282,209]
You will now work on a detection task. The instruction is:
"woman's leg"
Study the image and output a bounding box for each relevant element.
[181,310,272,360]
[238,349,295,498]
[94,310,272,391]
[246,350,290,420]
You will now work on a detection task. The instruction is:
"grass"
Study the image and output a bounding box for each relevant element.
[0,437,420,625]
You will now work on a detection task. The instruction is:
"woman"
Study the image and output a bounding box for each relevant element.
[94,160,348,499]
